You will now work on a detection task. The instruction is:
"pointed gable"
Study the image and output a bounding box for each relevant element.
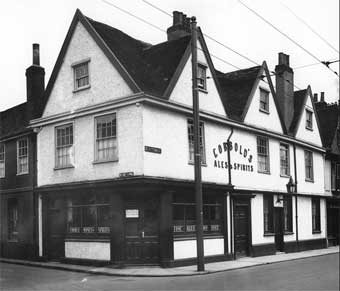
[293,87,323,146]
[167,30,226,116]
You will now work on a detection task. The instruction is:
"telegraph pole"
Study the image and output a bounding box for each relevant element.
[191,16,205,272]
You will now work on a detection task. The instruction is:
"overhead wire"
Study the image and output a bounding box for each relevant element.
[238,0,339,77]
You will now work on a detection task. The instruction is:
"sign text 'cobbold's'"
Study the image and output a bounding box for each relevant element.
[213,140,254,172]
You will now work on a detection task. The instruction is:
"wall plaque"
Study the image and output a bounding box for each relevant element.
[125,209,139,218]
[144,146,162,154]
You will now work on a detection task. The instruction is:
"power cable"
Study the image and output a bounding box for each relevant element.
[238,0,339,77]
[281,2,339,54]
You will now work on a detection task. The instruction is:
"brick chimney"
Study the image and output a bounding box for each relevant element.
[167,11,191,41]
[26,44,45,120]
[275,52,294,130]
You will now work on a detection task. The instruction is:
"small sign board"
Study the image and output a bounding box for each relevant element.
[119,172,134,178]
[125,209,139,218]
[144,146,162,154]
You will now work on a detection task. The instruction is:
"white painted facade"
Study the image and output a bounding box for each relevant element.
[65,241,110,261]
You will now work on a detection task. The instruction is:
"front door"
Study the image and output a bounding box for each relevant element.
[274,207,284,252]
[124,196,159,264]
[234,203,249,257]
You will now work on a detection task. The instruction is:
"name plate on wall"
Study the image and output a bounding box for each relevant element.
[144,146,162,154]
[126,209,139,218]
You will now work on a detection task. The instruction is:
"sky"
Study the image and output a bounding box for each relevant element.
[0,0,339,111]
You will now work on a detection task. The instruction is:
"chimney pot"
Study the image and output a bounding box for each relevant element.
[320,92,325,102]
[278,52,290,66]
[33,43,40,66]
[173,11,181,25]
[313,93,318,102]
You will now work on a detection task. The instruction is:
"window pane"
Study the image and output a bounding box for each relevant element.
[74,62,89,89]
[97,206,111,234]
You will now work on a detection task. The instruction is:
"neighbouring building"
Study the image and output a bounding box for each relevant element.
[315,94,340,246]
[26,9,328,267]
[0,44,45,259]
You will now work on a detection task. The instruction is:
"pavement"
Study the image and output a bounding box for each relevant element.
[0,246,338,277]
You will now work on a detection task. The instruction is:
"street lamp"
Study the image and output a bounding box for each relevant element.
[277,176,296,203]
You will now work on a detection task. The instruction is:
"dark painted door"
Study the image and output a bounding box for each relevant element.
[234,204,249,257]
[274,207,284,252]
[125,196,159,264]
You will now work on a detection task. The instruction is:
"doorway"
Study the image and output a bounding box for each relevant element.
[124,196,160,264]
[234,202,250,257]
[274,207,284,252]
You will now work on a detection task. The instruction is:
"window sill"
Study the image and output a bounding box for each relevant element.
[54,165,75,171]
[173,234,223,241]
[312,230,321,234]
[16,172,29,176]
[73,85,91,93]
[198,87,208,94]
[258,170,271,175]
[259,108,270,114]
[305,178,314,183]
[305,126,313,131]
[263,232,275,237]
[93,159,118,165]
[284,231,294,235]
[280,174,290,178]
[188,161,207,167]
[65,237,110,242]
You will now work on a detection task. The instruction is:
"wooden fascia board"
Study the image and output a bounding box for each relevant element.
[240,66,263,121]
[263,61,288,134]
[197,27,228,118]
[42,9,141,116]
[162,41,191,99]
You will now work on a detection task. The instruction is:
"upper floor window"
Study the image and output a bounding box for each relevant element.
[257,136,270,173]
[73,61,90,91]
[304,150,314,181]
[280,143,290,176]
[259,88,269,113]
[0,143,4,178]
[312,198,320,233]
[197,64,207,91]
[17,138,28,174]
[95,114,117,162]
[187,119,206,164]
[305,110,313,130]
[55,124,74,168]
[263,195,274,233]
[8,198,18,241]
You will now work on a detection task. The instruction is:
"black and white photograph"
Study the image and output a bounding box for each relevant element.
[0,0,339,290]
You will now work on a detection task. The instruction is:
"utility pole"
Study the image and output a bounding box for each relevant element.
[191,16,205,272]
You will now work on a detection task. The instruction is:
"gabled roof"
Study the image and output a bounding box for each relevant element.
[0,103,30,139]
[315,102,339,148]
[289,89,307,133]
[216,66,261,121]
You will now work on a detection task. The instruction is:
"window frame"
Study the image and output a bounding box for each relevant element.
[304,150,314,182]
[197,63,207,91]
[331,162,336,190]
[94,113,118,163]
[257,136,270,174]
[263,195,274,234]
[0,143,5,178]
[305,109,313,130]
[72,59,90,92]
[259,87,270,113]
[280,143,290,177]
[187,119,206,165]
[55,123,74,169]
[283,196,293,233]
[311,198,321,233]
[16,138,29,175]
[8,198,19,241]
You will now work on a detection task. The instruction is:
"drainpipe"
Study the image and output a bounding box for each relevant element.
[226,128,234,258]
[293,144,299,251]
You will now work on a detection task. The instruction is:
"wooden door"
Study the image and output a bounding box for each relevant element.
[124,196,159,264]
[274,207,284,252]
[234,204,249,257]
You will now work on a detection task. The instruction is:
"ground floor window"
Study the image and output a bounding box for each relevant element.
[172,194,223,235]
[67,194,111,235]
[312,198,321,233]
[8,198,19,241]
[283,196,293,232]
[263,195,274,233]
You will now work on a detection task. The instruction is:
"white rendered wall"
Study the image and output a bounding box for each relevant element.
[169,42,226,117]
[324,159,331,194]
[173,238,224,260]
[37,105,143,186]
[43,22,133,117]
[297,196,326,240]
[65,241,110,260]
[243,79,284,134]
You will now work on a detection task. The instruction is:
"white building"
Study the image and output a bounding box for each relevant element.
[30,10,328,267]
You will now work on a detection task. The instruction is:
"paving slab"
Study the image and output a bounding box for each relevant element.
[0,246,338,277]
